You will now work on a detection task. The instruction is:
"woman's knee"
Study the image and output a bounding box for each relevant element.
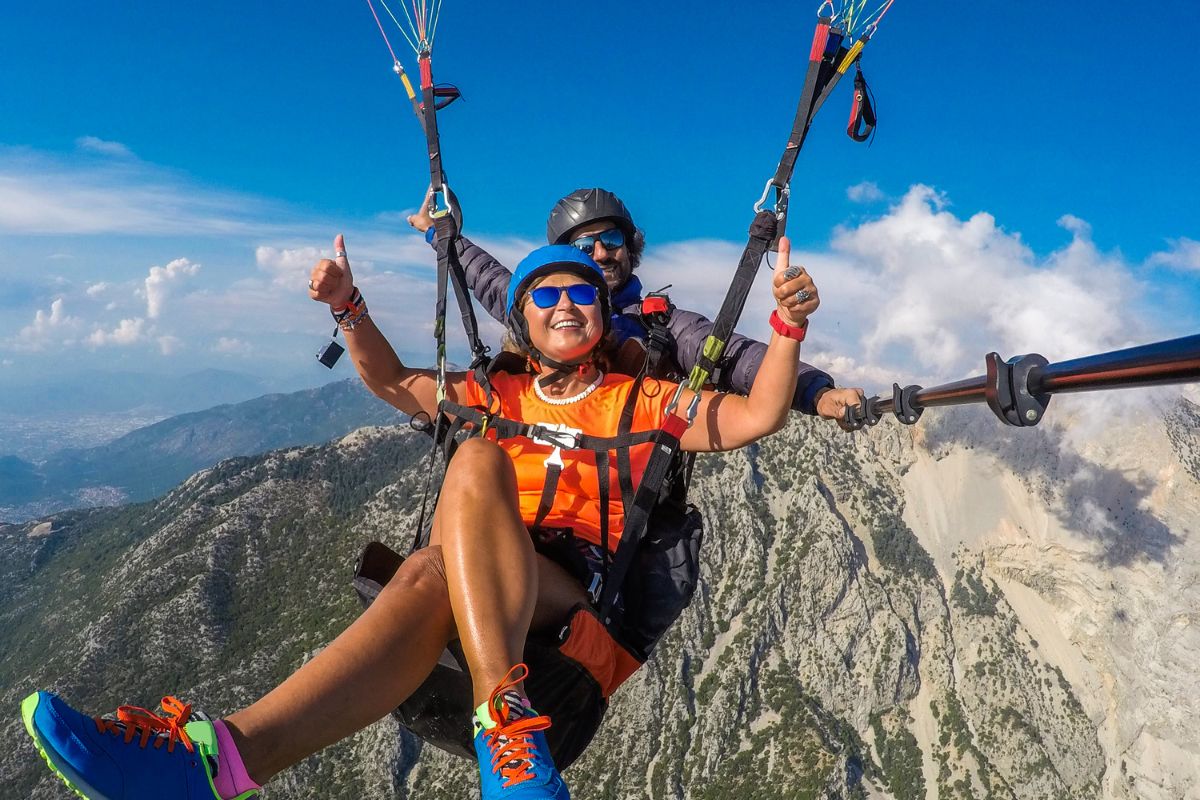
[442,438,518,499]
[381,545,449,601]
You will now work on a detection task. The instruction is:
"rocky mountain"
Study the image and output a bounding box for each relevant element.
[1,394,1197,799]
[0,380,401,522]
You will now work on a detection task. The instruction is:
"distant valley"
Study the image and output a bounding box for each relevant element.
[0,379,400,522]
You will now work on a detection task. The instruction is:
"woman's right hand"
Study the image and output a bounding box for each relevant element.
[309,234,355,309]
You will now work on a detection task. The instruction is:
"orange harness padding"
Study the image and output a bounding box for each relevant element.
[557,605,644,697]
[461,371,675,554]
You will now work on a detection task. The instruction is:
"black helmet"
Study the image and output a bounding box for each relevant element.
[546,188,636,245]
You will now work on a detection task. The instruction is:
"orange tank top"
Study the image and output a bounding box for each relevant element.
[461,371,677,553]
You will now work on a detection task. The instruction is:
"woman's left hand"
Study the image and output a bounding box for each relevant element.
[772,236,819,327]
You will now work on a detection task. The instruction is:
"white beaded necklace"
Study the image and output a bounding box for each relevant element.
[533,371,605,406]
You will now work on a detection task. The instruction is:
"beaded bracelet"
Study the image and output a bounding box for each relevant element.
[332,287,369,331]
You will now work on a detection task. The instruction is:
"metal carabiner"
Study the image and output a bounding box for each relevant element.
[428,182,464,232]
[663,382,702,430]
[753,180,788,214]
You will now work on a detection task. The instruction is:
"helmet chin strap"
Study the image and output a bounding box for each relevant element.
[527,345,593,388]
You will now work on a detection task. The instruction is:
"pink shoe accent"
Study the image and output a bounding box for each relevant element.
[212,720,261,799]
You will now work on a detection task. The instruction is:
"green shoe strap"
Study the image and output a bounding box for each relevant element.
[474,699,499,732]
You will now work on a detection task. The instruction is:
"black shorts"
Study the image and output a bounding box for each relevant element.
[529,527,625,620]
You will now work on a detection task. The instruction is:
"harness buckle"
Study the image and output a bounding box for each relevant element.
[531,422,582,469]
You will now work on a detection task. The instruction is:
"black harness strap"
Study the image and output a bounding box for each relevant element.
[418,53,448,195]
[770,15,835,193]
[765,22,871,246]
[847,65,877,143]
[594,448,613,585]
[434,215,491,374]
[597,418,686,621]
[615,376,641,519]
[533,447,563,529]
[436,401,661,452]
[691,211,779,382]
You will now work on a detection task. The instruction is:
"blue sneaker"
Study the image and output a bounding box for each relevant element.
[472,665,570,799]
[20,691,256,800]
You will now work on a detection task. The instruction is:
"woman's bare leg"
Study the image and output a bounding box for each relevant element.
[222,546,454,784]
[218,437,588,781]
[429,437,545,707]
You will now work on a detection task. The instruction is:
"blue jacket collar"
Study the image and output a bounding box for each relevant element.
[611,274,644,312]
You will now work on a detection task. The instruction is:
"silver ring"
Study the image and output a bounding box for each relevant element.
[308,279,315,291]
[795,289,812,304]
[335,250,347,258]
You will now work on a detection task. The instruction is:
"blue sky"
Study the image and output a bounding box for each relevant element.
[2,0,1198,395]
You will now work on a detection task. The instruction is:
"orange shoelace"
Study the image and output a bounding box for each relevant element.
[93,696,196,754]
[484,664,553,788]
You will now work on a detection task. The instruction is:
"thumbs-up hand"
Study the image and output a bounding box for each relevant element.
[771,236,819,327]
[309,234,355,309]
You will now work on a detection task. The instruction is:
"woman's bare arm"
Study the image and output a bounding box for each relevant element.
[309,235,466,419]
[677,237,818,453]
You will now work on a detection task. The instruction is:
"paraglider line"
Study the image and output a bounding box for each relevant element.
[377,0,421,54]
[364,0,403,66]
[429,0,445,46]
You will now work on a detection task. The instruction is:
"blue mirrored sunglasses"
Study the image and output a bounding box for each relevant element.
[527,283,599,309]
[570,228,625,255]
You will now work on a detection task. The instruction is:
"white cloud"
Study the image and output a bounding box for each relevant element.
[144,258,200,318]
[1057,213,1091,238]
[643,185,1163,393]
[0,146,295,236]
[1147,238,1200,272]
[256,245,325,288]
[18,298,80,343]
[157,335,182,355]
[832,187,1141,382]
[86,282,110,296]
[214,337,249,353]
[847,181,885,203]
[76,136,134,158]
[88,318,146,347]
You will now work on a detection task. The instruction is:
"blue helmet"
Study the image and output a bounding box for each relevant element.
[505,245,609,316]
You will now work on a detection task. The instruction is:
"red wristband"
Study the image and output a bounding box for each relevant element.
[769,309,808,342]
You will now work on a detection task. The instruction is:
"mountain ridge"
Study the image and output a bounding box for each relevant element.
[1,396,1196,798]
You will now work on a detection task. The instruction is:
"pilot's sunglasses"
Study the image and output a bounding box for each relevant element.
[570,228,625,255]
[528,284,600,309]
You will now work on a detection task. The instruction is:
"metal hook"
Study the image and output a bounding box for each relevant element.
[754,179,787,214]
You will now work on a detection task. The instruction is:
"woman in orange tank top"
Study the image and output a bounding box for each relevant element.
[20,235,822,800]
